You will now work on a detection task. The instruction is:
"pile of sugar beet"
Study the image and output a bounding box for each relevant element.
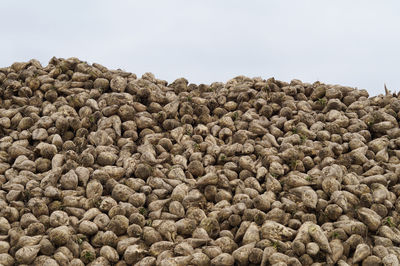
[2,58,400,266]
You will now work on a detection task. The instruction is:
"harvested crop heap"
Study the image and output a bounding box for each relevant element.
[1,57,400,266]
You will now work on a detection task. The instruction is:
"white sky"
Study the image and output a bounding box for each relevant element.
[1,0,399,96]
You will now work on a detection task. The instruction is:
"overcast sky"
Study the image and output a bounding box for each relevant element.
[1,1,399,96]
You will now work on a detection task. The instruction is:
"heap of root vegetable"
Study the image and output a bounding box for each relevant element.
[1,57,400,265]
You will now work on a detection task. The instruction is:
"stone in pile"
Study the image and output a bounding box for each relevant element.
[1,57,400,265]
